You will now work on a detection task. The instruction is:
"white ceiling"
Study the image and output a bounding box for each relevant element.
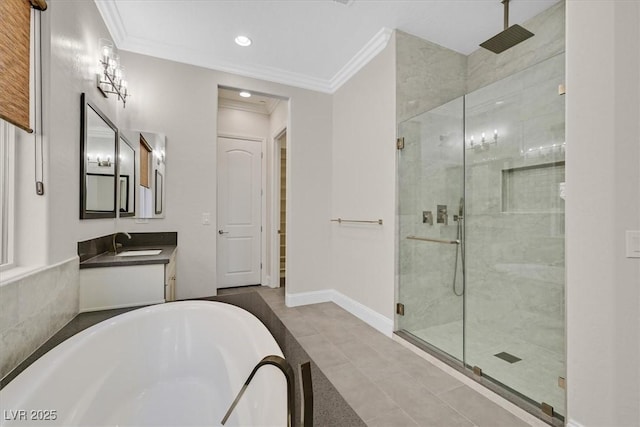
[95,0,560,93]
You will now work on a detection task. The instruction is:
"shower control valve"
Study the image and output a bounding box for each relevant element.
[437,205,448,225]
[422,211,433,225]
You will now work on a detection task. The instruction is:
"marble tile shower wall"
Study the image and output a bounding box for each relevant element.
[464,52,566,355]
[396,31,467,123]
[0,258,79,379]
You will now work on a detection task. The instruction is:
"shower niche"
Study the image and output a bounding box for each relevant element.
[396,53,566,422]
[501,162,565,213]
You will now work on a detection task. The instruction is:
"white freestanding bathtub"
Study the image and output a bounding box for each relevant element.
[0,301,287,426]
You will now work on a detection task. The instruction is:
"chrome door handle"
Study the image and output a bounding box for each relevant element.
[218,230,229,235]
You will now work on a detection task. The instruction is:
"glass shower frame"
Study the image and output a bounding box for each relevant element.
[396,53,565,423]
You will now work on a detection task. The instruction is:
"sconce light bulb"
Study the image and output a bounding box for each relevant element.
[234,35,252,47]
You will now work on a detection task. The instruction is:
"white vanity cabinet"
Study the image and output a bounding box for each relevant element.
[79,250,177,312]
[165,250,177,302]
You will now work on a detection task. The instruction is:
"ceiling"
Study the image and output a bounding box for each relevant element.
[95,0,560,93]
[218,87,281,115]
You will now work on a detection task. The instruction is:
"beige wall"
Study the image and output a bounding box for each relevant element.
[119,51,332,299]
[45,0,130,262]
[217,108,270,139]
[566,1,640,426]
[330,33,396,320]
[267,101,289,286]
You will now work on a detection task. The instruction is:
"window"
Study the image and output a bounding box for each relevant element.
[0,119,15,269]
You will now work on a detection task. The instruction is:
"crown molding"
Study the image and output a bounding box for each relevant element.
[329,27,393,92]
[94,0,127,46]
[218,98,280,115]
[265,98,281,115]
[96,2,393,94]
[218,98,269,115]
[120,34,334,93]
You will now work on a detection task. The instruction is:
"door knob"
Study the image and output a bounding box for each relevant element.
[218,230,229,235]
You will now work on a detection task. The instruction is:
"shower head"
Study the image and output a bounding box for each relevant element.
[480,25,534,53]
[480,0,534,54]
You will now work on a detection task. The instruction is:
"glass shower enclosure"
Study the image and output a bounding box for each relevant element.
[397,53,565,418]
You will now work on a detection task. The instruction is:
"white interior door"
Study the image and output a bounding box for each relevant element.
[216,137,262,288]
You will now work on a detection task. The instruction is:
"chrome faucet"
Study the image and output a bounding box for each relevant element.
[112,232,131,253]
[221,355,307,427]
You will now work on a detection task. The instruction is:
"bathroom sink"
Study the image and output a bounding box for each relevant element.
[116,249,163,257]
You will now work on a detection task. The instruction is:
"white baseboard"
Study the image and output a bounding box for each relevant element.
[285,289,333,306]
[285,289,393,337]
[566,421,584,427]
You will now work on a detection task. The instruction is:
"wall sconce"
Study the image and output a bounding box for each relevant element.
[521,142,566,158]
[97,38,129,107]
[88,154,112,167]
[153,149,165,165]
[467,129,499,150]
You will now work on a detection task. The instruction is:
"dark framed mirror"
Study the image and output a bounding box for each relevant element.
[155,170,163,215]
[80,93,118,219]
[118,134,136,217]
[122,130,166,219]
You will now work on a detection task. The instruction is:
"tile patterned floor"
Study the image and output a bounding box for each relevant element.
[253,287,542,427]
[414,321,565,416]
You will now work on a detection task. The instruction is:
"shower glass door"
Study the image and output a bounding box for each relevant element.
[397,97,465,362]
[464,53,566,416]
[396,53,565,418]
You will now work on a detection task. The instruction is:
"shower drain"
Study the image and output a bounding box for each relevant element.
[494,351,522,363]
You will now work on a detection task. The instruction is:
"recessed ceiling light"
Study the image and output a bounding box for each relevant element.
[239,91,251,98]
[234,35,252,47]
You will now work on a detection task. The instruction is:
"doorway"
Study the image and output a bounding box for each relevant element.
[275,130,287,287]
[216,86,290,292]
[216,136,262,288]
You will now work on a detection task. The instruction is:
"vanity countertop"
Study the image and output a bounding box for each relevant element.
[79,245,177,269]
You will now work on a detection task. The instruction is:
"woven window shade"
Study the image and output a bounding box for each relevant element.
[0,0,47,133]
[140,135,152,188]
